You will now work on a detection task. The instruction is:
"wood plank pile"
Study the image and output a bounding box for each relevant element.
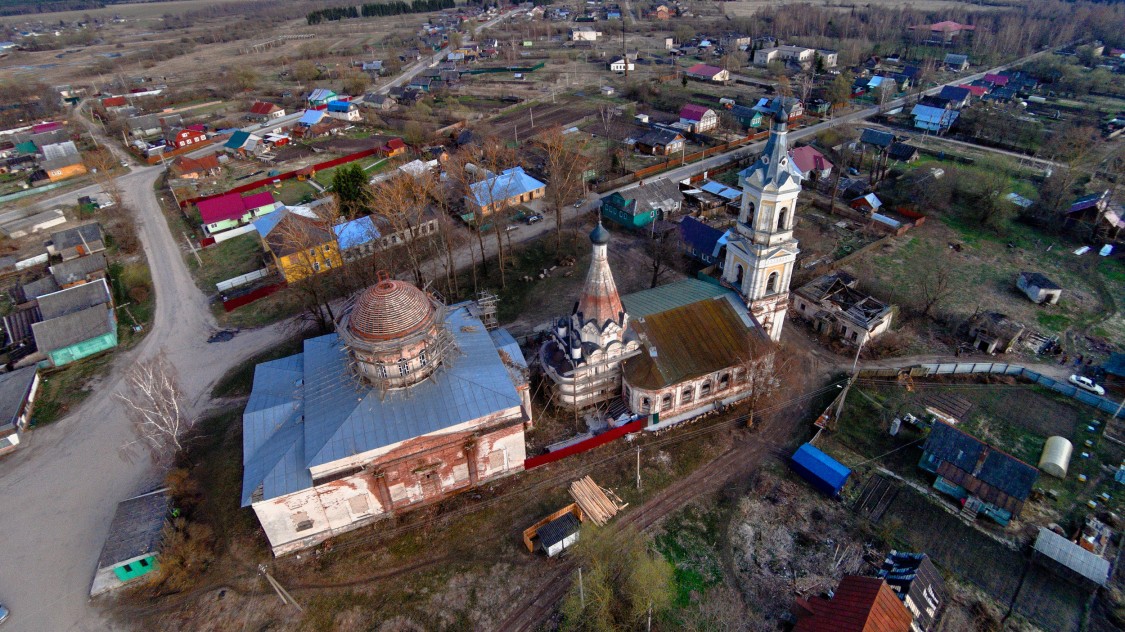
[569,476,626,526]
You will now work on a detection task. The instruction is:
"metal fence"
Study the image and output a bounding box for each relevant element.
[871,362,1125,418]
[217,267,270,292]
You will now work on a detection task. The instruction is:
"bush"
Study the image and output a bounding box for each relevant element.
[151,518,215,593]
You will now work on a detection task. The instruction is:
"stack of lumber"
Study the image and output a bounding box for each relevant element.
[569,476,626,526]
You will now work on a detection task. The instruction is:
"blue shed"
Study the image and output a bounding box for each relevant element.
[790,443,851,497]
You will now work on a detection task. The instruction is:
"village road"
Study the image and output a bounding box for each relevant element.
[0,165,290,631]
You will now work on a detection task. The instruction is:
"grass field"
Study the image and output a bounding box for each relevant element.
[0,0,249,23]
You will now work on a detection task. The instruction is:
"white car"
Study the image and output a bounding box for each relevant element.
[1069,375,1105,396]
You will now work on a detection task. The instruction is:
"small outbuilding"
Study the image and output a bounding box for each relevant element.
[1016,272,1061,305]
[1032,527,1110,589]
[790,443,851,497]
[91,488,170,596]
[1038,436,1073,478]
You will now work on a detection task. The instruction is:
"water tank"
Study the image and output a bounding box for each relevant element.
[1038,436,1073,479]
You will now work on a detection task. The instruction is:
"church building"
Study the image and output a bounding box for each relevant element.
[242,276,532,555]
[540,101,802,423]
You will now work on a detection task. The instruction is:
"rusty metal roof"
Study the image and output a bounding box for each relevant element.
[624,293,758,390]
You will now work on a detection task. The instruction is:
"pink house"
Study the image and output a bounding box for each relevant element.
[789,146,834,181]
[678,104,718,133]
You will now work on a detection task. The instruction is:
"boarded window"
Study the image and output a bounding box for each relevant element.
[348,495,370,516]
[488,449,506,470]
[293,511,313,531]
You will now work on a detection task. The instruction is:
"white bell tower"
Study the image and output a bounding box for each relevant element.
[723,103,802,341]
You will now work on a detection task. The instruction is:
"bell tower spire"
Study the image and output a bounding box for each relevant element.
[722,99,802,341]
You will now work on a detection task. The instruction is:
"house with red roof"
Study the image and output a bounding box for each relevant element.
[982,73,1009,87]
[909,21,975,45]
[789,145,833,181]
[248,101,285,121]
[684,63,730,83]
[173,154,221,179]
[195,190,281,235]
[793,576,913,632]
[166,126,207,149]
[381,137,407,157]
[959,84,987,98]
[679,104,718,133]
[101,96,127,109]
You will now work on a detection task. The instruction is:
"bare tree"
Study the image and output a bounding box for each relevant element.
[739,336,803,428]
[86,149,124,208]
[117,354,190,467]
[540,125,589,249]
[910,247,956,319]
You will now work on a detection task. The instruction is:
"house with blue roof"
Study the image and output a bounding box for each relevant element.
[307,88,337,107]
[297,109,326,127]
[465,166,546,218]
[242,278,532,555]
[333,216,380,261]
[911,104,959,133]
[679,216,730,268]
[325,100,360,122]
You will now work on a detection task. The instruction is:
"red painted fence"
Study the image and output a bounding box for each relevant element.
[523,418,646,470]
[221,281,286,311]
[179,147,382,208]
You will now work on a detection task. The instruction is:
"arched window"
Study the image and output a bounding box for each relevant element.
[378,363,388,379]
[735,264,745,286]
[766,272,779,294]
[681,386,694,403]
[398,358,409,377]
[700,380,712,396]
[745,201,756,222]
[419,349,428,367]
[719,373,731,390]
[777,207,788,231]
[641,396,651,411]
[661,393,673,411]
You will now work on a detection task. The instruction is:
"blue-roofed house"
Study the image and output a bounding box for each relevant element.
[919,421,1038,525]
[679,216,729,268]
[307,88,337,107]
[333,216,380,262]
[297,109,326,128]
[325,100,360,122]
[465,166,546,218]
[911,104,958,133]
[937,85,972,109]
[242,279,532,555]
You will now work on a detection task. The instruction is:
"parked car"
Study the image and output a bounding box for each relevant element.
[0,603,9,624]
[504,224,519,232]
[1068,375,1105,396]
[573,200,584,208]
[526,214,543,224]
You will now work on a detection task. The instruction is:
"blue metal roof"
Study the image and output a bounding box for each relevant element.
[679,216,725,258]
[699,180,741,201]
[489,328,527,369]
[790,443,851,496]
[911,104,959,128]
[308,88,336,102]
[333,216,379,250]
[298,109,325,126]
[224,130,250,149]
[326,100,352,112]
[241,303,525,505]
[468,167,545,207]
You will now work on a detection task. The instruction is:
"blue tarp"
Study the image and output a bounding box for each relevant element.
[790,443,851,497]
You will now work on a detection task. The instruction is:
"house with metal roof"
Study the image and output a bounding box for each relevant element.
[793,575,913,632]
[919,421,1039,525]
[729,104,763,129]
[325,100,360,122]
[47,222,105,261]
[634,128,685,156]
[0,366,40,456]
[30,278,117,367]
[599,178,683,229]
[333,216,380,262]
[90,488,170,596]
[936,86,972,109]
[257,210,342,283]
[306,88,337,107]
[242,278,531,555]
[196,190,280,235]
[859,128,895,149]
[248,101,284,120]
[679,104,718,133]
[684,63,730,82]
[911,104,959,132]
[793,271,894,346]
[877,551,946,632]
[464,166,545,218]
[49,252,107,288]
[943,53,969,70]
[679,216,729,267]
[789,145,834,181]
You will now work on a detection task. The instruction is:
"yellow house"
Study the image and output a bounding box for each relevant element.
[260,211,343,282]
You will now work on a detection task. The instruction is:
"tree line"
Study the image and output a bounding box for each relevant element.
[307,0,455,25]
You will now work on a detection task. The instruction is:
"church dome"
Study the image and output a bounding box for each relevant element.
[347,278,435,342]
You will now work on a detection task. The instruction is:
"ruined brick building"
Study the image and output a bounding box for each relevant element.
[241,276,532,554]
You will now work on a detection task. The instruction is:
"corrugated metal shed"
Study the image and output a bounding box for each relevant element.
[790,443,851,497]
[1033,527,1110,587]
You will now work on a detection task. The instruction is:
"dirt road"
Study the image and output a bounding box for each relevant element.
[0,165,290,631]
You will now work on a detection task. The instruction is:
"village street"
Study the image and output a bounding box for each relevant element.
[0,40,1064,632]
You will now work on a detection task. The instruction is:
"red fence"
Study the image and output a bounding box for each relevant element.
[632,130,769,180]
[179,147,382,208]
[141,135,226,165]
[523,418,646,470]
[221,281,286,311]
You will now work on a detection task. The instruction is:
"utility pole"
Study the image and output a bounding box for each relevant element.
[258,564,303,612]
[183,231,202,266]
[635,446,641,491]
[578,567,585,609]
